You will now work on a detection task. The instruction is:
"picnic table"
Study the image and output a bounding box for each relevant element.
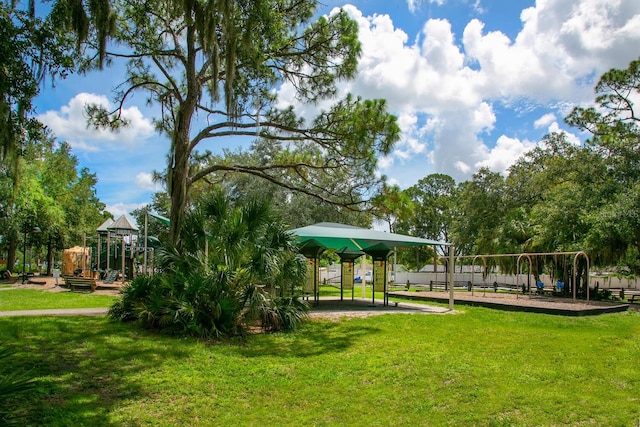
[62,276,96,292]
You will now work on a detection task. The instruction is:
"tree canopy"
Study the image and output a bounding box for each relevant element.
[71,0,400,245]
[0,3,104,273]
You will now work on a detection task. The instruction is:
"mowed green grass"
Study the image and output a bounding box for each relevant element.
[0,289,117,311]
[1,305,638,426]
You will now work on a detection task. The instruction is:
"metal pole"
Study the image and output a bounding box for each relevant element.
[22,227,27,284]
[371,260,375,306]
[313,256,318,306]
[121,235,125,282]
[361,255,366,298]
[384,258,388,306]
[82,232,86,275]
[106,232,110,272]
[97,234,101,278]
[448,245,455,311]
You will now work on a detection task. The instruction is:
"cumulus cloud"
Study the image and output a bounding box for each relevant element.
[278,1,640,185]
[534,113,557,129]
[547,123,582,145]
[105,203,146,219]
[377,155,394,170]
[135,172,163,192]
[407,0,446,13]
[38,93,154,152]
[475,135,537,174]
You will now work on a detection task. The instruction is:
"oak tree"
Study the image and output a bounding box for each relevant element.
[66,0,400,245]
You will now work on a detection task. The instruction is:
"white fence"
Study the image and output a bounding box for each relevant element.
[319,266,639,290]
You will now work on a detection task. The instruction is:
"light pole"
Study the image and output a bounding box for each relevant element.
[22,222,41,284]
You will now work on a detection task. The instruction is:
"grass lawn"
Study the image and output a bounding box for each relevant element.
[0,304,638,426]
[0,289,117,311]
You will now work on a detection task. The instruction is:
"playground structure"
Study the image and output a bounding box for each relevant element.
[62,215,159,282]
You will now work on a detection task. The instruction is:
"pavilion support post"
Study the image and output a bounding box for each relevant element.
[82,233,86,275]
[121,236,125,282]
[448,245,455,311]
[314,255,319,306]
[361,255,366,299]
[106,232,110,272]
[97,235,101,278]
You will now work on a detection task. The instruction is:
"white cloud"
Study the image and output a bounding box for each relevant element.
[106,202,146,219]
[393,112,427,160]
[135,172,162,192]
[547,123,582,145]
[407,0,445,13]
[454,161,471,174]
[38,93,154,152]
[475,135,537,174]
[472,0,485,14]
[534,113,557,128]
[377,155,394,170]
[421,19,464,73]
[407,0,420,13]
[387,177,401,187]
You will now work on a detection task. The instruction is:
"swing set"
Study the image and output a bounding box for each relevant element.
[459,251,590,301]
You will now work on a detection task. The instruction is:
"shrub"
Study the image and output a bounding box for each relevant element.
[109,190,309,338]
[0,344,38,424]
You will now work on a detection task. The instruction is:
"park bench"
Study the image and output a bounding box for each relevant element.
[63,276,96,292]
[0,271,19,284]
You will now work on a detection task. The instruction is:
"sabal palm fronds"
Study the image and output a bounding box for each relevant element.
[110,188,308,337]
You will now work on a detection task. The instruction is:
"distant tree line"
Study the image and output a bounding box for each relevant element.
[392,59,640,275]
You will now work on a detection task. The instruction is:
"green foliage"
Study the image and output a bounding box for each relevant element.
[370,183,414,233]
[71,0,399,245]
[0,3,73,165]
[202,139,373,229]
[396,173,457,267]
[589,285,613,301]
[0,127,107,274]
[561,57,640,269]
[110,189,309,337]
[0,3,80,272]
[0,343,38,424]
[452,168,506,255]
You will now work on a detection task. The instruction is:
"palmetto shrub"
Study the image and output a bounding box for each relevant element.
[0,344,38,424]
[110,190,309,338]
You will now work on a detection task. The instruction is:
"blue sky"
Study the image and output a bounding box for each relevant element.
[33,0,640,218]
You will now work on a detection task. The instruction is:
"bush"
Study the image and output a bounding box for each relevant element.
[109,190,309,338]
[0,344,38,424]
[589,285,613,301]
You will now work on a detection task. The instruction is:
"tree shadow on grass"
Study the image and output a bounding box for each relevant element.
[239,320,381,358]
[0,316,193,426]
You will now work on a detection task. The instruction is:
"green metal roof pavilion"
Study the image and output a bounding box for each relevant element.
[289,222,455,310]
[289,222,450,253]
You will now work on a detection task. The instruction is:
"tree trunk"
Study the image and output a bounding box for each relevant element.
[168,133,190,247]
[6,236,17,273]
[167,100,197,247]
[168,24,199,247]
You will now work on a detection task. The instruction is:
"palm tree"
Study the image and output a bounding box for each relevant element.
[110,189,309,337]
